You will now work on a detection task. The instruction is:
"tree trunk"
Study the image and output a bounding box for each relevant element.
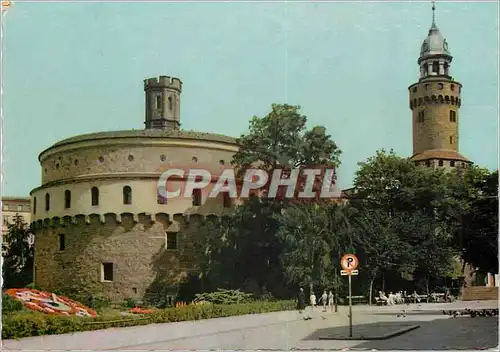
[368,278,375,305]
[382,272,385,292]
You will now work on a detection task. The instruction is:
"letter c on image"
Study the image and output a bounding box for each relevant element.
[158,169,184,199]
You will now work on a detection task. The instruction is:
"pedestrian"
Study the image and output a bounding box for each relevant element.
[297,287,306,314]
[320,290,328,312]
[310,291,317,312]
[328,290,334,312]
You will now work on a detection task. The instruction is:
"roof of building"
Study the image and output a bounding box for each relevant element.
[410,149,471,163]
[419,4,451,60]
[1,197,31,202]
[39,129,239,160]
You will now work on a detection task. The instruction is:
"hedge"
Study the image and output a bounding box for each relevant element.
[2,299,296,340]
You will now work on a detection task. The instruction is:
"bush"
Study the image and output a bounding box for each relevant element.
[2,294,25,313]
[2,299,296,340]
[123,298,137,308]
[193,288,254,304]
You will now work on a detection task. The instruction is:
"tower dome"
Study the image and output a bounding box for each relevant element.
[420,22,450,58]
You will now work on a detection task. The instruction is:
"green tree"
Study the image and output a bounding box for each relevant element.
[2,215,34,288]
[224,104,342,297]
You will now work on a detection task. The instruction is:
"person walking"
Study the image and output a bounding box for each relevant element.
[310,291,317,312]
[328,290,334,312]
[297,288,306,314]
[320,290,328,312]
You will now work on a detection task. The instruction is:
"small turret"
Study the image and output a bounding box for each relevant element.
[144,75,182,130]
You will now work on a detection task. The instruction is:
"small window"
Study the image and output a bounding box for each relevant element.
[132,287,138,294]
[33,197,37,214]
[156,95,162,109]
[157,193,167,205]
[160,154,166,162]
[450,136,453,144]
[128,155,134,161]
[74,159,79,165]
[192,156,198,163]
[412,87,417,93]
[418,111,425,123]
[425,161,431,167]
[45,193,50,211]
[438,160,443,167]
[91,187,99,206]
[438,83,443,90]
[166,232,178,250]
[192,189,202,206]
[123,186,132,205]
[64,190,71,209]
[223,192,231,208]
[58,234,65,251]
[450,161,455,167]
[102,262,114,282]
[449,110,456,122]
[56,163,60,169]
[98,156,104,163]
[432,61,439,73]
[219,160,225,165]
[450,84,455,91]
[168,96,173,110]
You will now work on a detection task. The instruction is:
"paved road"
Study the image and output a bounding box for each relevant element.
[3,300,498,351]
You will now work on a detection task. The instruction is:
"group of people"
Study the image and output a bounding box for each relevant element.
[377,290,407,305]
[297,288,335,313]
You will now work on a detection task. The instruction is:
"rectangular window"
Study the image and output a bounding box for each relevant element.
[432,61,439,73]
[450,136,453,144]
[58,234,65,251]
[101,262,114,282]
[166,232,178,250]
[449,110,456,122]
[156,95,162,109]
[64,190,71,209]
[17,205,23,212]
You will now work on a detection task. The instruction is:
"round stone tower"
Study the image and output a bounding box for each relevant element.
[408,3,471,169]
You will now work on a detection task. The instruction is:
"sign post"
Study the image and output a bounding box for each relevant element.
[340,254,359,338]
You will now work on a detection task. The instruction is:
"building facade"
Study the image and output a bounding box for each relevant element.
[31,76,240,302]
[2,197,31,253]
[408,4,472,169]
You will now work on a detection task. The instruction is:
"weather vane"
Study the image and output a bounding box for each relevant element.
[432,0,436,22]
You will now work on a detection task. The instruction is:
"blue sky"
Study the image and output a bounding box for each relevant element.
[2,1,498,196]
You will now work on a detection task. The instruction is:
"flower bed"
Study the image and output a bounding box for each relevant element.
[2,300,296,340]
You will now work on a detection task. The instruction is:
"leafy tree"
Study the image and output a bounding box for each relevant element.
[354,208,408,304]
[2,215,34,288]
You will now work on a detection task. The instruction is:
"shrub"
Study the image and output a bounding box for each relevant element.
[2,299,296,340]
[123,298,137,308]
[2,294,24,313]
[193,288,254,304]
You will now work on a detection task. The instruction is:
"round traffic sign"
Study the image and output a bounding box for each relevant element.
[341,254,359,271]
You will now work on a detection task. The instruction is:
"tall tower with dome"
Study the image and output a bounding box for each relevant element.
[408,2,472,169]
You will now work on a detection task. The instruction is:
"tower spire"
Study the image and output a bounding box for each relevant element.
[431,0,437,28]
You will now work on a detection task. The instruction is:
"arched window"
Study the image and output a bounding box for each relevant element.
[432,61,439,74]
[123,186,132,205]
[192,189,202,206]
[223,192,231,208]
[64,190,71,209]
[45,193,50,211]
[91,187,99,206]
[168,96,173,110]
[33,197,37,215]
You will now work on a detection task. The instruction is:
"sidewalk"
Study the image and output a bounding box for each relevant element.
[2,309,323,351]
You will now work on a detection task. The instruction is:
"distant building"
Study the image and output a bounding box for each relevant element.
[2,197,31,253]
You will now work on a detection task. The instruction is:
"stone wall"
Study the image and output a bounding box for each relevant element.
[409,79,462,155]
[32,213,228,303]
